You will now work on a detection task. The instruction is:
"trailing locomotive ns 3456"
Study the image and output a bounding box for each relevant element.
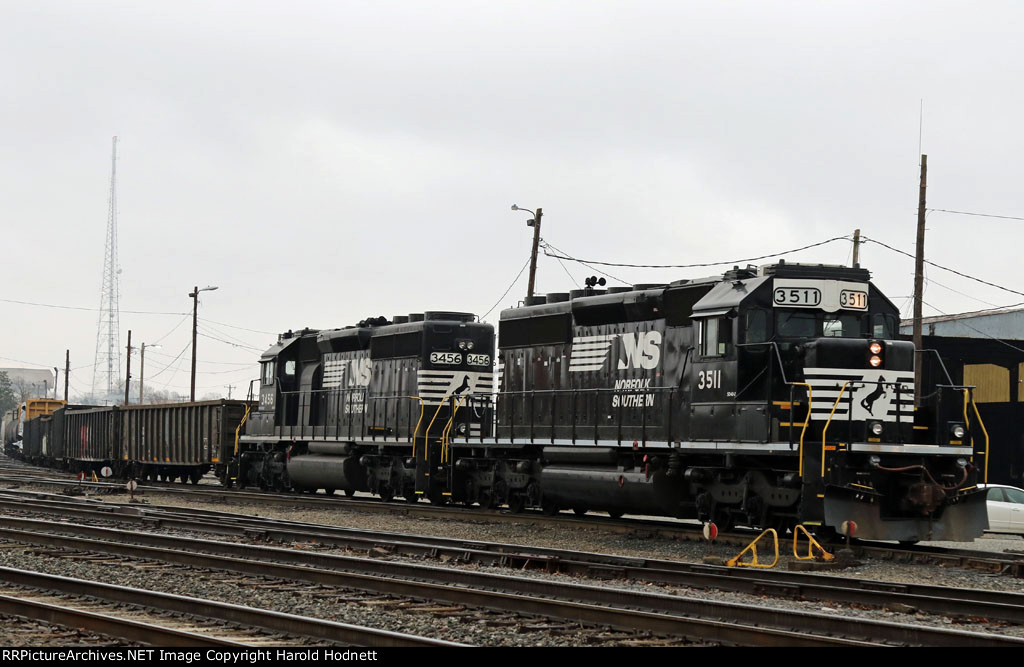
[233,262,989,542]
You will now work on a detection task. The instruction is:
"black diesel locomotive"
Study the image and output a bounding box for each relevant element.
[236,262,987,542]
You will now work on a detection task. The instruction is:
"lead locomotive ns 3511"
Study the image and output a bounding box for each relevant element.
[228,262,988,542]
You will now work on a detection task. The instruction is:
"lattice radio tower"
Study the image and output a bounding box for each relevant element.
[92,136,122,400]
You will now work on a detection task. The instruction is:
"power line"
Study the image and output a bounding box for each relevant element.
[0,297,185,316]
[928,208,1024,222]
[481,257,531,321]
[197,331,264,353]
[541,239,628,285]
[540,235,851,269]
[921,300,1024,355]
[201,318,277,335]
[862,236,1024,300]
[144,342,191,381]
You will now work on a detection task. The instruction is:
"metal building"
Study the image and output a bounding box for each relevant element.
[901,308,1024,484]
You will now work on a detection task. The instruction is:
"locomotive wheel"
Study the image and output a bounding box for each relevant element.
[573,508,588,516]
[189,470,202,485]
[379,487,394,502]
[541,499,560,516]
[404,491,420,504]
[507,494,525,514]
[607,510,624,519]
[323,488,335,496]
[344,489,355,497]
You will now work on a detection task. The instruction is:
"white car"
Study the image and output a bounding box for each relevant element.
[980,484,1024,535]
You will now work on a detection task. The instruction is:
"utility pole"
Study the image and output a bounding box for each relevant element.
[124,330,132,405]
[192,282,197,399]
[852,228,861,267]
[913,155,927,406]
[226,384,234,399]
[511,204,543,299]
[53,368,58,399]
[189,285,219,402]
[139,343,146,403]
[64,350,69,402]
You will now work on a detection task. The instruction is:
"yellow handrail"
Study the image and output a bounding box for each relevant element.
[421,400,449,461]
[791,382,813,477]
[233,403,252,457]
[441,395,469,463]
[408,396,425,457]
[967,390,990,483]
[821,381,850,478]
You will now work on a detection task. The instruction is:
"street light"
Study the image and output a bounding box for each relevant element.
[511,204,543,299]
[189,285,218,401]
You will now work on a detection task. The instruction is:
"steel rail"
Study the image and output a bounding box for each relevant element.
[3,471,1024,574]
[0,565,462,648]
[0,518,1018,647]
[0,591,247,647]
[1,493,1023,626]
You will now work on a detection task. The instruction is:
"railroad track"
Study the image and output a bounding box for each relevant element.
[3,466,1024,577]
[4,490,1021,627]
[0,513,1018,647]
[0,564,455,647]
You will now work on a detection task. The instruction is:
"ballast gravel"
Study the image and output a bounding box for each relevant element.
[2,485,1024,646]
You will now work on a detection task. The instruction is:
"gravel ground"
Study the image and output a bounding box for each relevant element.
[3,485,1024,646]
[0,613,128,647]
[0,545,696,647]
[139,491,1024,594]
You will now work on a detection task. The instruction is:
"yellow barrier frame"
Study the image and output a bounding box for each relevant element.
[726,528,779,568]
[792,524,835,561]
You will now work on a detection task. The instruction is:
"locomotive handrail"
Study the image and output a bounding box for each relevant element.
[232,403,252,457]
[958,387,990,482]
[821,381,850,478]
[494,385,676,446]
[408,396,425,457]
[789,382,813,477]
[735,341,790,386]
[441,394,469,463]
[967,389,990,483]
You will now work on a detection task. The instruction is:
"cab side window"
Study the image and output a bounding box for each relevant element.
[700,317,732,356]
[261,361,276,386]
[745,309,768,343]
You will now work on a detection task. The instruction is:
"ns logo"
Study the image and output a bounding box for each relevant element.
[617,331,662,370]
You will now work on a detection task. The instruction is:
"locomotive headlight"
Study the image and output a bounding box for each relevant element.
[458,341,467,350]
[868,455,881,467]
[466,341,474,350]
[869,355,882,367]
[951,424,966,439]
[956,457,969,468]
[870,421,884,436]
[869,341,883,355]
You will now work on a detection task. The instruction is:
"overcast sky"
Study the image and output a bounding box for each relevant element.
[2,1,1022,399]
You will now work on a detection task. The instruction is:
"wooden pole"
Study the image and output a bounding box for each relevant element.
[913,155,927,406]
